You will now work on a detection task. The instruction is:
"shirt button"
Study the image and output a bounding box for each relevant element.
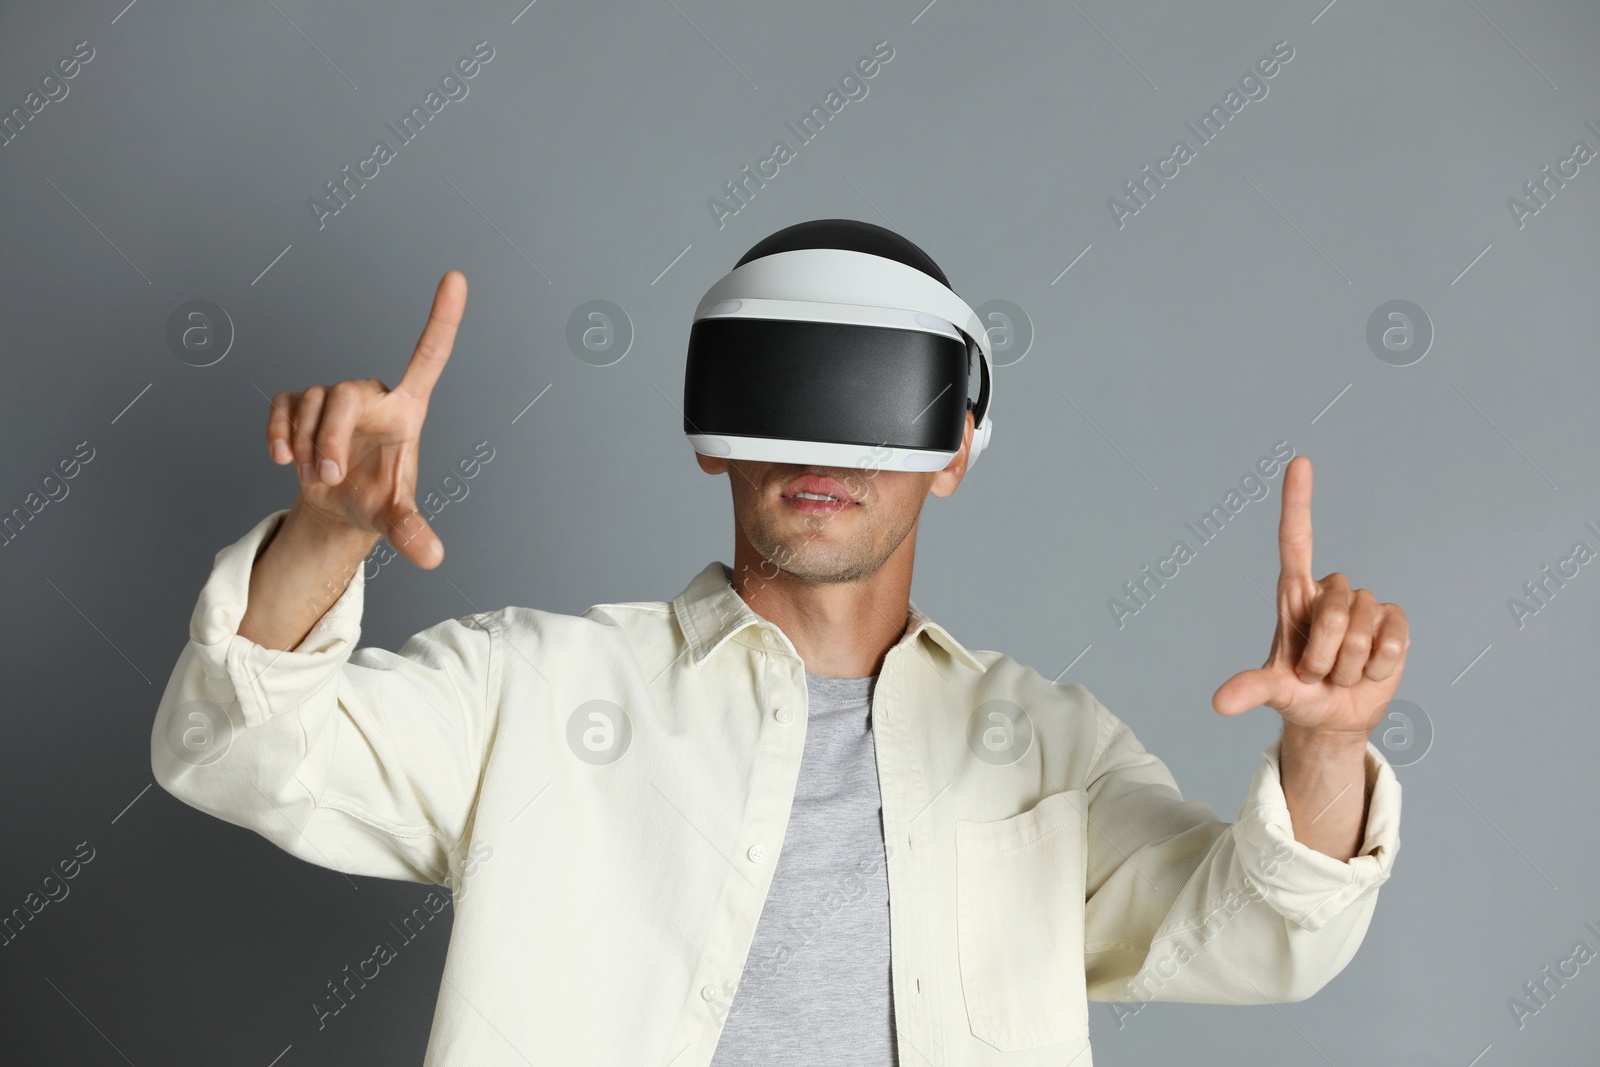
[701,984,721,1001]
[773,706,792,723]
[747,844,766,862]
[761,631,775,645]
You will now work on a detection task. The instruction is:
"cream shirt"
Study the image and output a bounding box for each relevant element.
[151,508,1401,1066]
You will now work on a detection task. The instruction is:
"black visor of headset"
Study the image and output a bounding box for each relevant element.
[682,249,995,473]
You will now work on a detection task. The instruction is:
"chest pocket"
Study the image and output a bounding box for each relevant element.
[954,787,1090,1051]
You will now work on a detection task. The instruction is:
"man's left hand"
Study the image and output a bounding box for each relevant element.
[1211,454,1410,736]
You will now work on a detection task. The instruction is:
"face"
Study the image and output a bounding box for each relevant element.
[695,411,974,585]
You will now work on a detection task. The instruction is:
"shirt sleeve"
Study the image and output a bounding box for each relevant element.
[150,509,502,887]
[1079,691,1400,1006]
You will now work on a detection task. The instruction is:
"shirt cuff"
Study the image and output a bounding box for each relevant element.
[1229,737,1401,931]
[186,508,367,729]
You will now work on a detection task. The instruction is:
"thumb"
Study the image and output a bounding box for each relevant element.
[1212,666,1291,716]
[384,498,444,569]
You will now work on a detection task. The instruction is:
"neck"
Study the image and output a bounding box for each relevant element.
[726,531,917,679]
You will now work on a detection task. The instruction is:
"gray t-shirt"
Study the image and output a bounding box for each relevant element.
[709,670,896,1065]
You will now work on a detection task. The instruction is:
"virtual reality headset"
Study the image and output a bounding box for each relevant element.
[682,233,995,473]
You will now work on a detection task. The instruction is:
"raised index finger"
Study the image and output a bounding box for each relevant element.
[1277,454,1313,583]
[396,270,468,402]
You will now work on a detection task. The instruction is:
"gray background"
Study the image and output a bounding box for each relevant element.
[1,0,1595,1063]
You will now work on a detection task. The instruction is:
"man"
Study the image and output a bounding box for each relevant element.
[152,222,1405,1067]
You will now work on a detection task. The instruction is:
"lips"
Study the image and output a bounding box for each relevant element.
[781,473,857,504]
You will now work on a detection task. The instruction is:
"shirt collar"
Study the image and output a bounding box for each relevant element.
[670,560,987,674]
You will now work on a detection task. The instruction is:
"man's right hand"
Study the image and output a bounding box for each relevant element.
[266,270,468,570]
